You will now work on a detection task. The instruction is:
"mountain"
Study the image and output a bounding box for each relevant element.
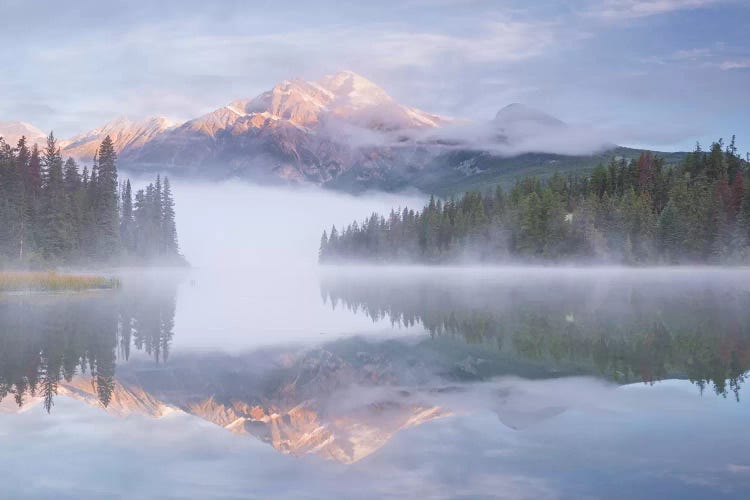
[493,103,565,129]
[61,116,179,160]
[0,121,47,147]
[126,70,448,182]
[6,72,689,194]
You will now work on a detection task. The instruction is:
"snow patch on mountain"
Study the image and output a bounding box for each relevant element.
[0,121,47,147]
[62,116,180,159]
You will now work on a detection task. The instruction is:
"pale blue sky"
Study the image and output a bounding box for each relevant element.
[1,0,748,152]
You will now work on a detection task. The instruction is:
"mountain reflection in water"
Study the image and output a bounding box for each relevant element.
[1,267,749,470]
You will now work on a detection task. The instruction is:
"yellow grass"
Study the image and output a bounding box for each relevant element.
[0,272,120,292]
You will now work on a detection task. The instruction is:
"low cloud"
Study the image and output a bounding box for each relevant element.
[584,0,721,20]
[719,59,750,70]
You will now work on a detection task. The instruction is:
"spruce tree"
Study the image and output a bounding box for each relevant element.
[161,177,178,256]
[319,230,329,262]
[133,188,147,257]
[657,201,680,262]
[95,136,120,259]
[154,174,164,253]
[120,179,135,254]
[40,133,70,259]
[63,157,82,256]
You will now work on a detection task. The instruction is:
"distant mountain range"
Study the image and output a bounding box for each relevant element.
[0,71,687,194]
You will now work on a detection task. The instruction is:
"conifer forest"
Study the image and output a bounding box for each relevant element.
[0,133,183,267]
[320,138,750,264]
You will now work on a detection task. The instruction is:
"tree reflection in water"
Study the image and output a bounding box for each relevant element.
[320,270,750,400]
[0,278,177,412]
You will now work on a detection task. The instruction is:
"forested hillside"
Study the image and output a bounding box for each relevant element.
[320,138,750,264]
[0,133,184,267]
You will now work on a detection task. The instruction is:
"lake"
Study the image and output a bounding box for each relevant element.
[1,265,749,499]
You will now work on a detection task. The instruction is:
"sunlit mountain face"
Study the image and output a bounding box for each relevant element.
[3,268,749,469]
[0,71,652,194]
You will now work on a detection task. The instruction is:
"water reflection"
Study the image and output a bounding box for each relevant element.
[2,267,750,473]
[321,267,750,399]
[0,276,177,412]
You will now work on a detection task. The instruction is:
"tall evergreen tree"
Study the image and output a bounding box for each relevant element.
[657,201,680,262]
[120,179,135,253]
[40,132,71,259]
[95,136,120,258]
[63,157,82,255]
[161,177,178,256]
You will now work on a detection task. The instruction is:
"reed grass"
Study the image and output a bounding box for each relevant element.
[0,272,120,292]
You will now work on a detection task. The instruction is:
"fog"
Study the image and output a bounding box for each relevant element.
[151,180,427,350]
[114,177,750,352]
[310,112,615,157]
[170,180,424,269]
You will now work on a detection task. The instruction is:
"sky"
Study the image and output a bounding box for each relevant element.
[0,0,748,152]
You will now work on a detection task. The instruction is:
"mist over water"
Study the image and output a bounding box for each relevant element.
[170,180,424,269]
[162,180,427,349]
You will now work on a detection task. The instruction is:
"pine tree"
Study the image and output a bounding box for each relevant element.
[63,157,82,255]
[154,174,164,253]
[729,172,745,219]
[736,181,750,249]
[710,193,730,261]
[95,136,120,259]
[319,230,329,262]
[657,201,680,262]
[161,177,178,256]
[134,188,147,256]
[120,179,135,253]
[707,141,726,181]
[40,132,71,259]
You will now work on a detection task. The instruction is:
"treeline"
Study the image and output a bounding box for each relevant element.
[0,133,183,267]
[319,137,750,264]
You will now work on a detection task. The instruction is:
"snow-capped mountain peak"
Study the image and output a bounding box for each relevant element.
[0,120,47,146]
[318,70,392,109]
[62,115,180,159]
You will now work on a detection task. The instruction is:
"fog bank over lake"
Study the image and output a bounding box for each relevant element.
[129,179,750,352]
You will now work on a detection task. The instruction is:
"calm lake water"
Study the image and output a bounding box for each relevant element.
[1,266,749,499]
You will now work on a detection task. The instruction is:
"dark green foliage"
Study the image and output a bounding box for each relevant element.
[321,139,750,264]
[0,134,184,267]
[93,136,120,258]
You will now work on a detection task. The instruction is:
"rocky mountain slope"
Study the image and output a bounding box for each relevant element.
[1,71,686,194]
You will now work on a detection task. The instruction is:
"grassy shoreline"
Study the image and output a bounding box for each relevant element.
[0,272,120,292]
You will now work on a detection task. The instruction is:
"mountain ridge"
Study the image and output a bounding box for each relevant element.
[0,71,688,194]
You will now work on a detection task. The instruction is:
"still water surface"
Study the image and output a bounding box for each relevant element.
[1,266,749,499]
